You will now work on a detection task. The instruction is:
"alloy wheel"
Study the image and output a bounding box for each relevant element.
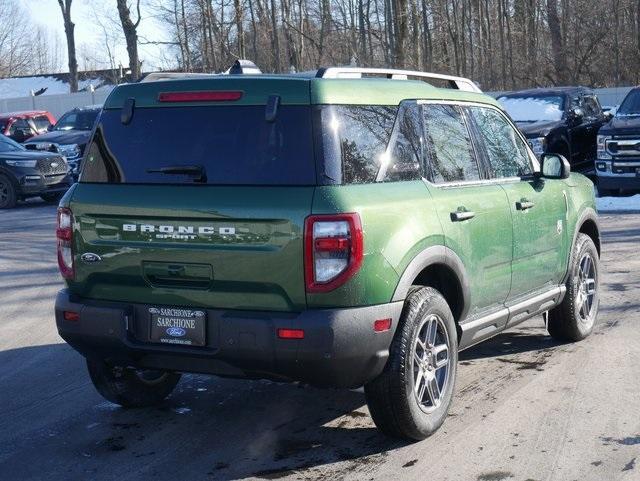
[576,252,597,324]
[412,314,451,413]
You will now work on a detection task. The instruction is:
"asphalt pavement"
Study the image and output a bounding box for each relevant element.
[0,200,639,481]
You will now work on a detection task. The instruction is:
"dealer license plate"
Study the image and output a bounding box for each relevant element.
[149,307,206,346]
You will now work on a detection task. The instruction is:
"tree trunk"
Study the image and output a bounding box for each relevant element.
[546,0,566,84]
[57,0,78,92]
[116,0,141,80]
[234,0,246,58]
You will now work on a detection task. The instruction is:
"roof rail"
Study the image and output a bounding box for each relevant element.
[316,67,482,93]
[140,72,219,83]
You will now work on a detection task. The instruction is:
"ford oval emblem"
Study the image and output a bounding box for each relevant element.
[166,327,186,337]
[81,252,102,263]
[51,162,59,168]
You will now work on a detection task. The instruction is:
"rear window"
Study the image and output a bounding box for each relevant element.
[81,106,315,185]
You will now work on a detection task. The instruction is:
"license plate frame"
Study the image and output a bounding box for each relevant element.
[149,307,206,346]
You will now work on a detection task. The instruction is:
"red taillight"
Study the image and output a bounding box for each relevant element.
[304,213,363,293]
[277,328,305,339]
[56,207,74,280]
[63,311,80,322]
[158,91,243,102]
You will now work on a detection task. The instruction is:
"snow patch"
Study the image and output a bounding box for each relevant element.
[596,194,640,212]
[0,76,110,99]
[497,96,564,122]
[173,407,191,415]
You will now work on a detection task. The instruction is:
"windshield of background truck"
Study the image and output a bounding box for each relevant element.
[497,95,565,122]
[617,89,640,117]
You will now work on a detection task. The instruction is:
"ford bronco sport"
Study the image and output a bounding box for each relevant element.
[54,64,601,440]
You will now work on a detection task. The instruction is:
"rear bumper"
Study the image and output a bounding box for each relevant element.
[55,289,403,388]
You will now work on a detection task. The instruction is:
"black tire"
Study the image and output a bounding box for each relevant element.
[365,287,458,441]
[40,192,65,204]
[0,174,17,209]
[86,359,181,407]
[548,233,600,342]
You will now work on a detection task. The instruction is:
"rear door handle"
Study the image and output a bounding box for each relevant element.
[516,200,535,210]
[450,210,476,222]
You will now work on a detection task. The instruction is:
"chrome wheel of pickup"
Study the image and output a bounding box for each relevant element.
[412,314,451,413]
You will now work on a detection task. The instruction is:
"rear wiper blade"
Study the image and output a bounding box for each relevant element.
[146,165,207,183]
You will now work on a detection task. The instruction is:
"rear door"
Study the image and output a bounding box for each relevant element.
[422,102,513,319]
[71,103,316,312]
[466,105,568,301]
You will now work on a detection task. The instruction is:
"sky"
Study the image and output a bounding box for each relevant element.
[23,0,172,73]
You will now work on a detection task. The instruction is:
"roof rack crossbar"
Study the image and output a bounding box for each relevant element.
[316,67,482,93]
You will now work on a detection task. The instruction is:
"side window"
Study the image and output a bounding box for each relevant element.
[570,96,583,114]
[582,95,601,120]
[324,105,397,184]
[33,116,52,131]
[468,106,532,178]
[379,102,424,182]
[8,119,29,135]
[423,104,480,183]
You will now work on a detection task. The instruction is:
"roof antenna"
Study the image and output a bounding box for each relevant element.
[265,95,280,122]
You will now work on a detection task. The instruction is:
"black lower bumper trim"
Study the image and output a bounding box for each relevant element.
[55,290,403,388]
[597,175,640,190]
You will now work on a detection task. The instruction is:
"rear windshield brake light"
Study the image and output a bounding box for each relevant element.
[158,91,243,102]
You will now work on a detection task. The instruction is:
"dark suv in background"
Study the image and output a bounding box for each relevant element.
[595,87,640,195]
[0,134,71,208]
[497,87,609,173]
[24,106,101,179]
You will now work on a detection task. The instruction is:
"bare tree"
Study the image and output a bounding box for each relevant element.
[57,0,79,92]
[116,0,142,80]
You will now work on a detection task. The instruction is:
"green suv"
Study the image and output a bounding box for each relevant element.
[54,65,601,440]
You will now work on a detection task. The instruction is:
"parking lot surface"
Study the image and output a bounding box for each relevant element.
[1,201,639,481]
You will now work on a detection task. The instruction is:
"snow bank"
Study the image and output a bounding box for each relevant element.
[596,194,640,212]
[0,76,108,99]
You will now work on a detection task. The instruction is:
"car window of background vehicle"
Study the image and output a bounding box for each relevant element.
[616,89,640,116]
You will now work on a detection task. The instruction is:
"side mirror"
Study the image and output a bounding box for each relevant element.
[568,108,584,125]
[603,111,613,122]
[540,153,570,179]
[47,124,54,132]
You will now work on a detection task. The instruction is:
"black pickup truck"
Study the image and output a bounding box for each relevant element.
[497,87,610,173]
[595,87,640,195]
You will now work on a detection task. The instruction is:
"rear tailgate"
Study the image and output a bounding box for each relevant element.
[68,78,316,312]
[68,184,312,311]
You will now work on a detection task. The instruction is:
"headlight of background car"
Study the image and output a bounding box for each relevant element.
[527,137,547,156]
[5,160,37,168]
[597,135,612,159]
[58,143,80,158]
